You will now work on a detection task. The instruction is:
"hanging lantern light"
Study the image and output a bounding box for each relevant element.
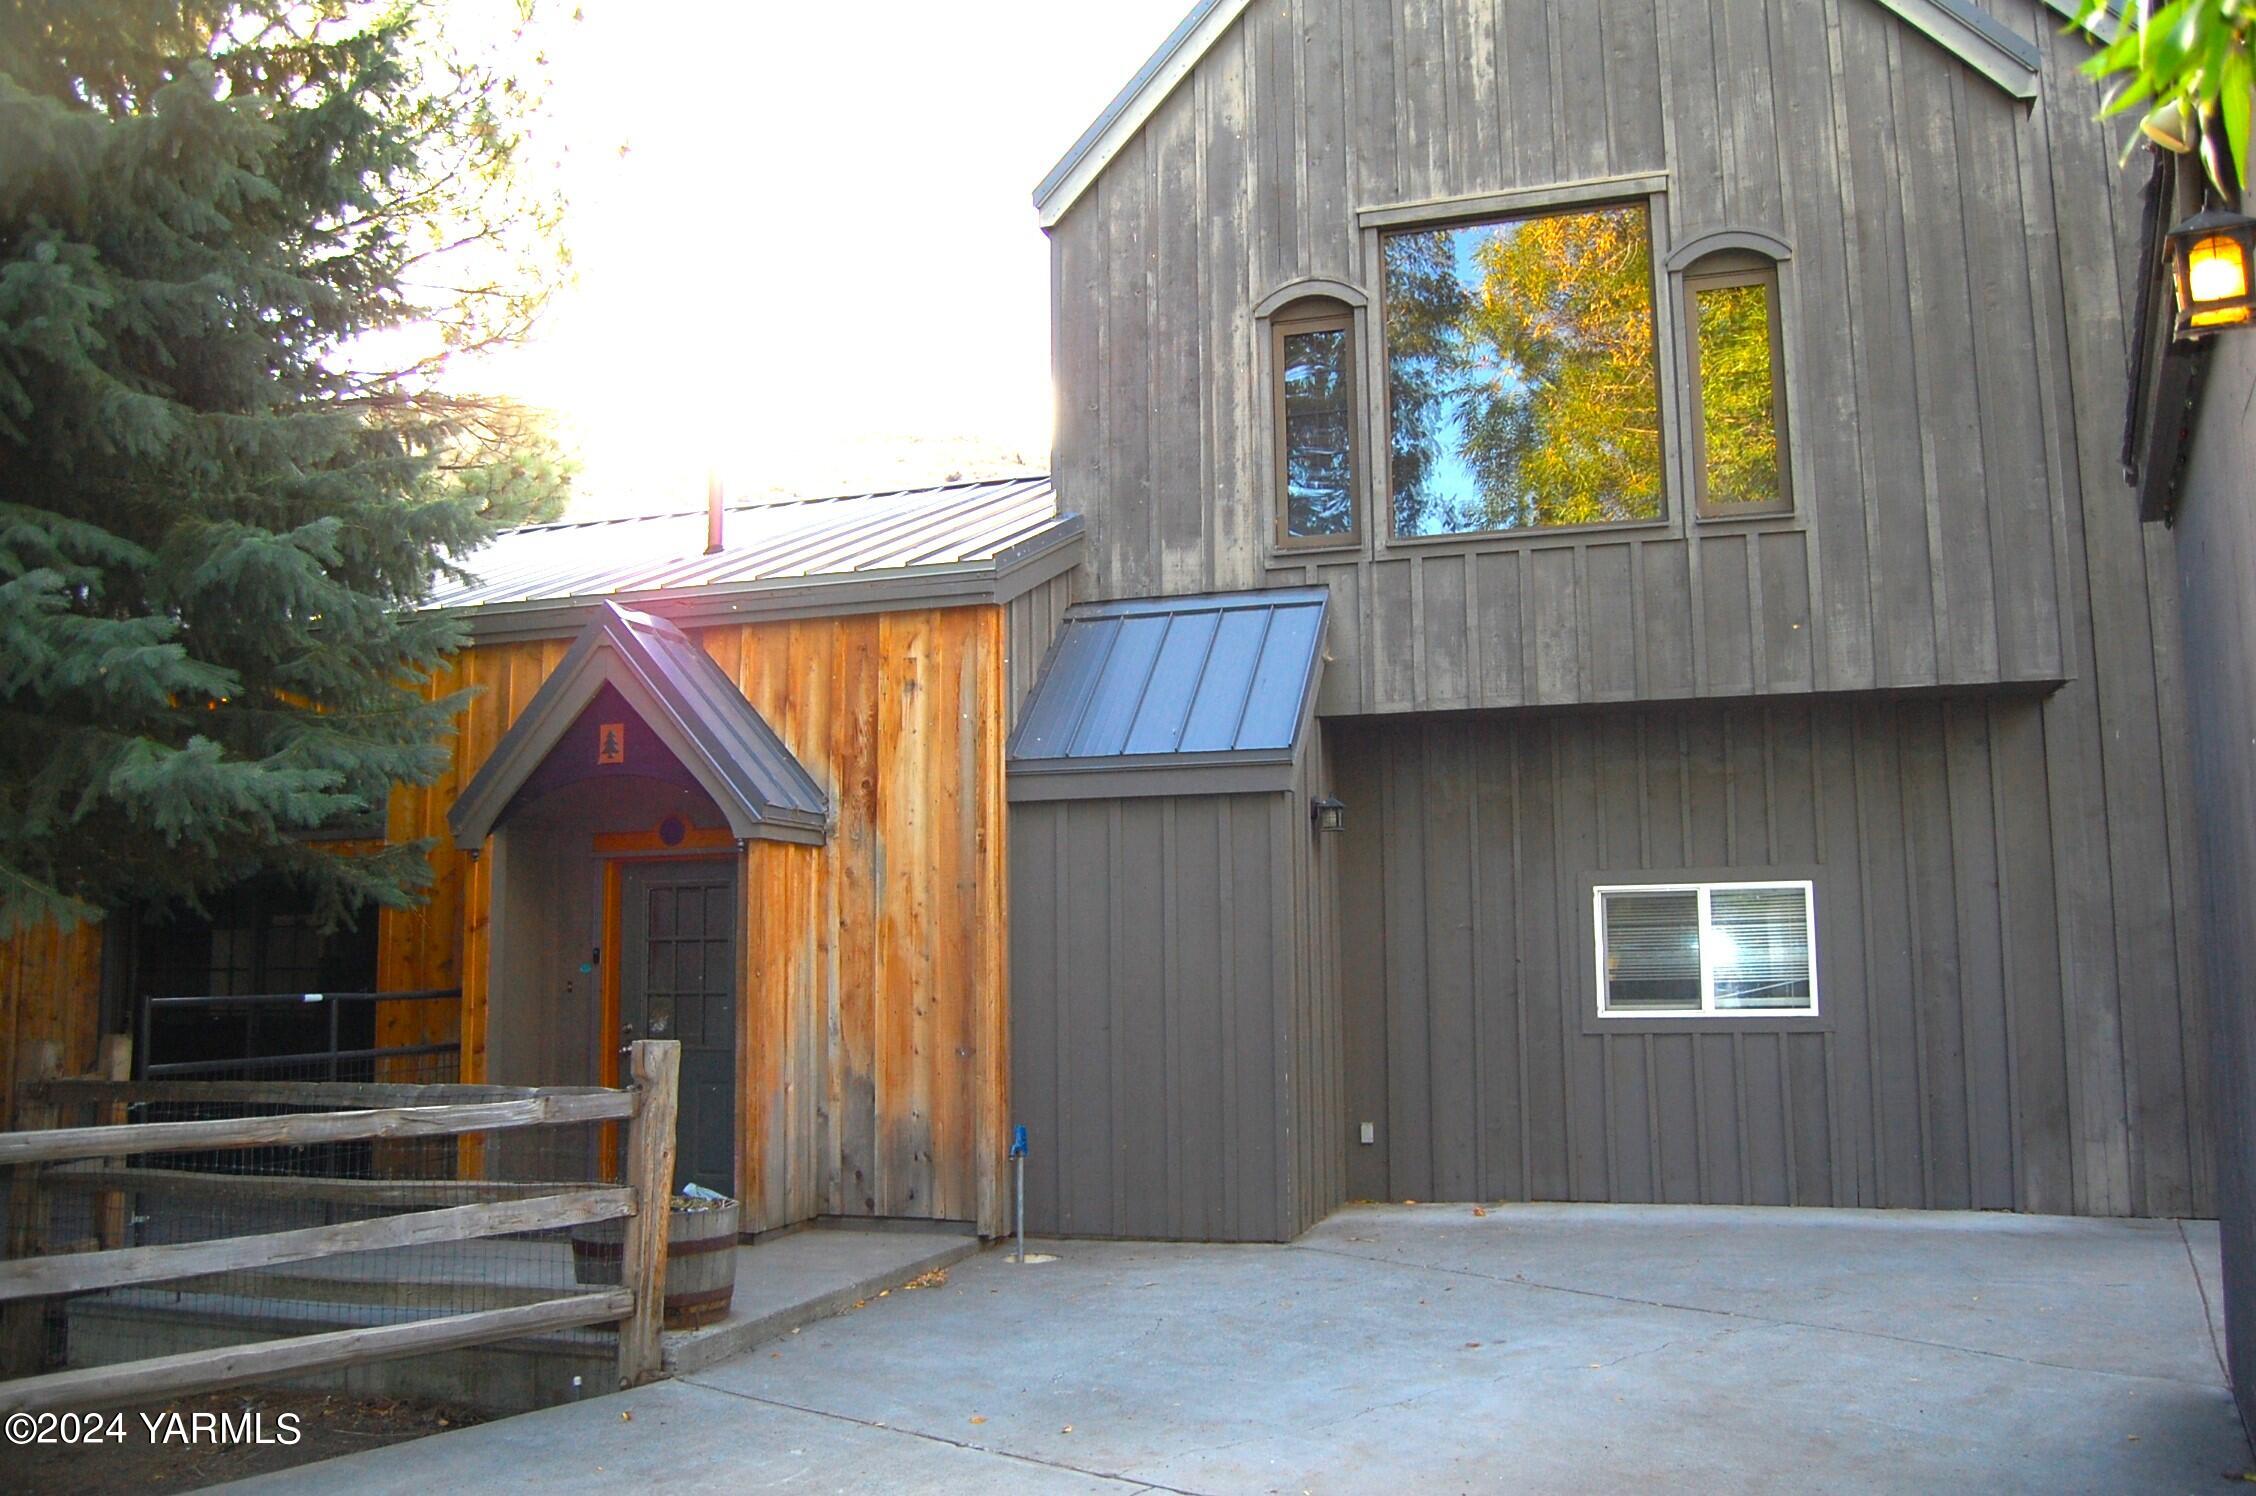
[2165,207,2256,336]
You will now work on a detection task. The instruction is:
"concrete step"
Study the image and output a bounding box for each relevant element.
[661,1225,982,1376]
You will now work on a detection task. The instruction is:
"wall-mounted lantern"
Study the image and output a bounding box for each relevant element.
[1311,796,1347,834]
[2166,207,2256,336]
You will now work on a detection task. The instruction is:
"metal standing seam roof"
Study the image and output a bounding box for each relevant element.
[427,475,1073,627]
[448,601,829,849]
[1008,587,1329,801]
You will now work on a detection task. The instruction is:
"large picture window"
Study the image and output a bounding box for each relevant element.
[1382,200,1663,537]
[1595,880,1816,1016]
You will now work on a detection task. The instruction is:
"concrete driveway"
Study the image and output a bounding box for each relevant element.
[231,1204,2250,1494]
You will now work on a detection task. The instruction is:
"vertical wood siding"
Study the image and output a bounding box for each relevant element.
[1011,789,1333,1241]
[1334,698,2208,1217]
[2169,332,2256,1430]
[377,607,1011,1235]
[0,920,103,1129]
[1046,0,2176,719]
[1004,567,1085,725]
[1045,0,2204,1233]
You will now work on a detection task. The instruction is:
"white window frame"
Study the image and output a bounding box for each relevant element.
[1592,879,1819,1018]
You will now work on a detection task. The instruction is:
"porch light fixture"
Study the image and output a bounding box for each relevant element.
[1312,796,1347,833]
[2165,207,2256,336]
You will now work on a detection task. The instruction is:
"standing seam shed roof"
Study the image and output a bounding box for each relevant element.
[1009,587,1328,800]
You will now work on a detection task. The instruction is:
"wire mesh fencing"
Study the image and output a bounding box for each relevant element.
[1,1049,671,1419]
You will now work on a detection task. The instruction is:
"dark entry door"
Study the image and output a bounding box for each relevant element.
[619,859,737,1196]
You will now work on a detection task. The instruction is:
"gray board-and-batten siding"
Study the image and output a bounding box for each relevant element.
[1334,696,2207,1220]
[1010,688,2209,1241]
[1008,743,1345,1243]
[1007,588,1344,1242]
[2159,320,2256,1432]
[1046,0,2138,717]
[1024,0,2204,1237]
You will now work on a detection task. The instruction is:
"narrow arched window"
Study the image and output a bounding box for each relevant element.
[1681,250,1791,517]
[1270,296,1360,546]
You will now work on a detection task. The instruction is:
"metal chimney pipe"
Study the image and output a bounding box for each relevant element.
[705,471,725,554]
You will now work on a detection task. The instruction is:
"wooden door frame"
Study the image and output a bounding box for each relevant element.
[594,825,739,1180]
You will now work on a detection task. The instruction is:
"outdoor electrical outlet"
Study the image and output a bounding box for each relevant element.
[1360,1122,1376,1145]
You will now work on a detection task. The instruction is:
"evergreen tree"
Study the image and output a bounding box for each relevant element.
[0,0,568,934]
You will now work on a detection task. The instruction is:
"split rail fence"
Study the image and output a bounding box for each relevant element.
[0,1038,680,1415]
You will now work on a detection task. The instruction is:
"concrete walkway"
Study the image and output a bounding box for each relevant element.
[225,1205,2250,1494]
[662,1225,979,1376]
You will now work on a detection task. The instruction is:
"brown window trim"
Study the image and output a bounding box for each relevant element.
[1683,262,1794,520]
[1271,307,1362,552]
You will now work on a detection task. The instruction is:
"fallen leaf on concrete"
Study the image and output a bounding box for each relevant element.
[1061,1426,1074,1434]
[878,1289,890,1298]
[903,1268,950,1290]
[1471,1206,1488,1216]
[970,1416,987,1425]
[1464,1342,1482,1349]
[621,1412,633,1422]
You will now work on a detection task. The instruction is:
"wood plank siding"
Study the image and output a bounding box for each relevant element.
[1009,752,1346,1241]
[2166,333,2256,1430]
[1034,0,2205,1234]
[1334,698,2209,1218]
[1046,0,2170,720]
[1004,565,1085,728]
[0,921,104,1129]
[378,606,1012,1235]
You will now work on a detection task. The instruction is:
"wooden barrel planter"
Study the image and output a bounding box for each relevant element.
[572,1196,740,1330]
[661,1197,739,1328]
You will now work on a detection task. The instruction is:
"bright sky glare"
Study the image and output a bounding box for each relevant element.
[467,1,1188,518]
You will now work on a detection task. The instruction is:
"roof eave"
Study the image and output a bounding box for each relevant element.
[441,515,1086,645]
[1034,0,2059,230]
[1005,751,1300,802]
[1858,0,2041,98]
[447,603,832,850]
[1032,0,1253,229]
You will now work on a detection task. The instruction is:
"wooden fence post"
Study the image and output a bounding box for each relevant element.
[616,1039,678,1389]
[93,1036,131,1250]
[3,1041,63,1377]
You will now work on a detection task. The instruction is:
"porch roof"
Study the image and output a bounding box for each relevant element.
[447,602,828,850]
[1007,587,1328,801]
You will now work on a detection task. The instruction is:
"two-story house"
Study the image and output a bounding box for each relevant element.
[0,0,2213,1282]
[1004,0,2211,1246]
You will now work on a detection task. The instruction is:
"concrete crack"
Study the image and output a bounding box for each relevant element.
[1586,1323,1747,1370]
[2177,1218,2234,1389]
[679,1374,1216,1495]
